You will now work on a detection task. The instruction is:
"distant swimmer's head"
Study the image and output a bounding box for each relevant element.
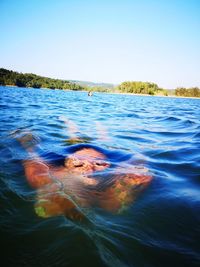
[64,147,110,174]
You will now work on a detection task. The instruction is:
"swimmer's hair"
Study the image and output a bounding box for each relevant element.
[65,143,106,155]
[65,144,133,163]
[40,144,102,167]
[41,144,133,166]
[41,151,66,166]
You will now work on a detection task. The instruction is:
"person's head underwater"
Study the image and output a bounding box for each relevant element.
[45,143,133,175]
[64,147,110,175]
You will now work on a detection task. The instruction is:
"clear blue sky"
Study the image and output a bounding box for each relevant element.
[1,0,200,88]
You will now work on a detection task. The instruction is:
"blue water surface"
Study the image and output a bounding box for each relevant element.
[0,86,200,267]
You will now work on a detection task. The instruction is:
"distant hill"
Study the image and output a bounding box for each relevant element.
[0,68,85,90]
[0,68,115,91]
[69,80,115,89]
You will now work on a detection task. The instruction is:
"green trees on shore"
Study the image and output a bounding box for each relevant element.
[118,83,200,98]
[118,81,168,96]
[1,68,200,97]
[175,87,200,98]
[0,68,84,90]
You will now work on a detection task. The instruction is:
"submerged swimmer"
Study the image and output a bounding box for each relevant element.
[13,119,152,223]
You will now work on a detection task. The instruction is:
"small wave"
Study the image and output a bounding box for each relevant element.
[1,87,200,267]
[157,116,181,122]
[144,129,196,139]
[193,131,200,139]
[115,134,155,144]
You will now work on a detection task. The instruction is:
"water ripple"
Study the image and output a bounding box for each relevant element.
[0,86,200,267]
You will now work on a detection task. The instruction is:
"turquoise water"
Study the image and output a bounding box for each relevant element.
[0,86,200,267]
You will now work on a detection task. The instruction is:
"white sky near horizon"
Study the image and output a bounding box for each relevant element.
[0,0,200,89]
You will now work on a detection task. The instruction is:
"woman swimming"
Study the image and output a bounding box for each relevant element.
[13,119,152,223]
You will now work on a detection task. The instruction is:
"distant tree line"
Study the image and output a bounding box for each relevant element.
[1,68,200,97]
[117,81,168,96]
[175,87,200,97]
[0,68,84,90]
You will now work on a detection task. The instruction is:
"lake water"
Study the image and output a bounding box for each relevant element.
[0,86,200,267]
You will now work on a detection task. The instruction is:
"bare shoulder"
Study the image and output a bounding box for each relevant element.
[23,159,52,188]
[114,162,153,185]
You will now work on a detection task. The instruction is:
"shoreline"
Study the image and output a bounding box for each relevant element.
[1,85,200,100]
[105,91,200,100]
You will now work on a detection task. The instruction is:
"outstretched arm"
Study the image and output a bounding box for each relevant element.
[59,116,83,144]
[98,165,152,213]
[59,116,110,144]
[12,130,52,189]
